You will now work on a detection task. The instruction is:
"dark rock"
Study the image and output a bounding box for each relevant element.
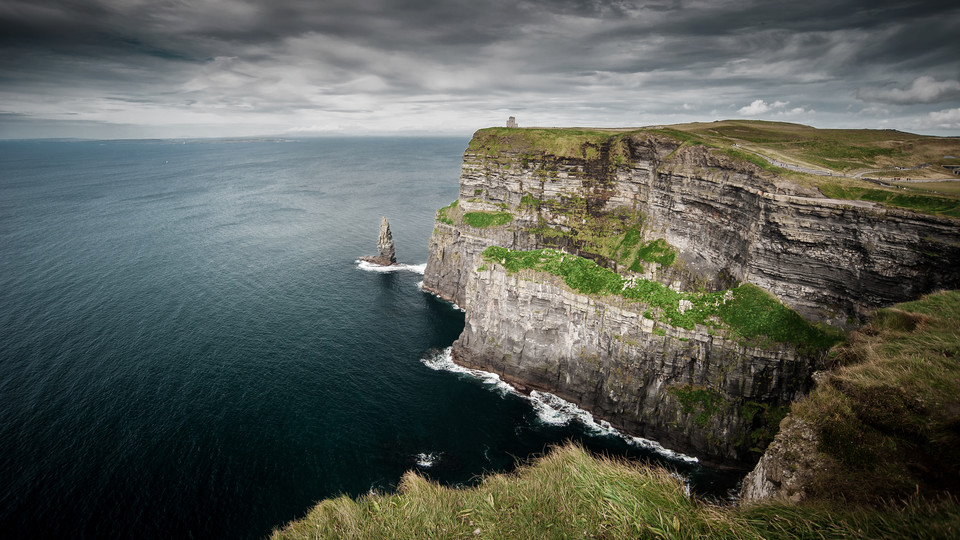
[360,217,397,266]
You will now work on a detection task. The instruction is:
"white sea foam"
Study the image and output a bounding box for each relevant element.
[421,347,699,464]
[421,348,515,396]
[356,260,426,274]
[415,452,442,468]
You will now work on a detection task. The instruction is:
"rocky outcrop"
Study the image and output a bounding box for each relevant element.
[740,415,822,502]
[423,128,960,466]
[360,217,397,266]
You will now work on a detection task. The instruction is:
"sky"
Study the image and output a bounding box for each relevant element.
[1,0,959,139]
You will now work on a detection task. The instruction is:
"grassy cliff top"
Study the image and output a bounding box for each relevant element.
[269,290,960,538]
[468,121,960,218]
[470,121,960,178]
[664,120,960,177]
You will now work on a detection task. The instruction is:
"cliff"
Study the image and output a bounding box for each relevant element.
[423,126,960,467]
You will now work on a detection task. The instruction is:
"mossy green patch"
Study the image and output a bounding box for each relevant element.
[463,211,513,228]
[634,238,677,267]
[669,384,724,426]
[436,199,458,225]
[482,247,842,350]
[534,196,652,267]
[519,193,542,210]
[717,284,844,350]
[740,402,790,450]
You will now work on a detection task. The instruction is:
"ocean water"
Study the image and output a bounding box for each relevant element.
[0,138,739,538]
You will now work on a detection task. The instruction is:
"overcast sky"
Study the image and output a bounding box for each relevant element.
[1,0,959,139]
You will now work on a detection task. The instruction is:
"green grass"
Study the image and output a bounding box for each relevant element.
[792,289,960,504]
[669,385,723,426]
[819,183,960,218]
[666,120,960,178]
[468,127,632,160]
[519,193,542,209]
[436,199,458,225]
[722,148,786,173]
[463,211,513,228]
[530,196,656,268]
[897,181,960,197]
[272,442,960,539]
[481,247,842,349]
[634,238,677,268]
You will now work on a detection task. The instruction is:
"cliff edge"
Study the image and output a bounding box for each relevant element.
[423,125,960,467]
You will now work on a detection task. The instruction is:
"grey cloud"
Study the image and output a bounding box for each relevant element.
[858,77,960,105]
[2,0,959,137]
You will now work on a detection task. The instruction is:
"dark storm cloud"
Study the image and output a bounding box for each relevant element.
[1,0,959,137]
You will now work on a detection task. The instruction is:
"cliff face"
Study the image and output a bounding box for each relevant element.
[454,267,811,464]
[423,129,960,466]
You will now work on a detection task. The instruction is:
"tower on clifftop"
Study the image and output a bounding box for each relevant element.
[506,116,518,128]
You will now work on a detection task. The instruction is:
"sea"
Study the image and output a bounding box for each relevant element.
[0,137,740,538]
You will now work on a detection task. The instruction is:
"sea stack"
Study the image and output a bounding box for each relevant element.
[361,217,397,266]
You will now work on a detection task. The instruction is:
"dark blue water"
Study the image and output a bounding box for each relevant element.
[0,138,739,538]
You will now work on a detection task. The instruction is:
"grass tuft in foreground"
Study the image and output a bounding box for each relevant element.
[271,442,960,539]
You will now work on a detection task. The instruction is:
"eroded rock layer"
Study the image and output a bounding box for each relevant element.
[423,130,960,466]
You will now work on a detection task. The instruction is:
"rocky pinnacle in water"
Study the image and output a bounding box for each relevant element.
[361,216,397,266]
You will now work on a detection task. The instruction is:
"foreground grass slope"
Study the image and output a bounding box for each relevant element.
[271,444,959,539]
[273,291,960,539]
[790,289,960,503]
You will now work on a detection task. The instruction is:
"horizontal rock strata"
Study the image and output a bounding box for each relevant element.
[423,129,960,466]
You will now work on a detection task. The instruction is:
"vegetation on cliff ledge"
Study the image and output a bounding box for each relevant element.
[481,246,841,350]
[463,210,513,228]
[436,199,458,225]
